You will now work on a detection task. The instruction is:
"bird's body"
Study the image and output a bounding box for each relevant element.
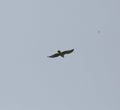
[48,49,74,58]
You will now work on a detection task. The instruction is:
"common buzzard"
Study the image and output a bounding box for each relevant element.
[48,49,74,58]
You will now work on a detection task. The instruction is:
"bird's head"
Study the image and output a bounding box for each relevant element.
[57,50,61,54]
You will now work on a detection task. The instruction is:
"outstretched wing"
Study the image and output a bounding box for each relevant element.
[62,49,74,55]
[48,53,60,58]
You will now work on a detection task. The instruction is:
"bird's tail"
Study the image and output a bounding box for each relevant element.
[60,55,64,58]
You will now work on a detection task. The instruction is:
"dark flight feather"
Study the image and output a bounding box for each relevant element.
[62,49,74,55]
[48,53,60,58]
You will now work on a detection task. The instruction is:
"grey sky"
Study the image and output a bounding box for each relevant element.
[0,0,120,110]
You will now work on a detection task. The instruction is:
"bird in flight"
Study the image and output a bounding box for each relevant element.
[48,49,74,58]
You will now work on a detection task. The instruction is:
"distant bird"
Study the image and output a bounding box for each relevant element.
[48,49,74,58]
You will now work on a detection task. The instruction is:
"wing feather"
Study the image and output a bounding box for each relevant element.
[48,53,60,58]
[62,49,74,55]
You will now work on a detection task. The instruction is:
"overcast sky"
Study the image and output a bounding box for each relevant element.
[0,0,120,110]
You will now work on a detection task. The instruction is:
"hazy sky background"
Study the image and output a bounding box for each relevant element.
[0,0,120,110]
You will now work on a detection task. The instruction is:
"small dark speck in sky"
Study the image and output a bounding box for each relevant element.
[97,30,101,34]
